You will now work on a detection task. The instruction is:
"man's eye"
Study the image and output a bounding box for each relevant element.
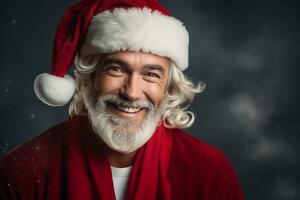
[108,66,123,73]
[110,66,121,71]
[145,72,160,78]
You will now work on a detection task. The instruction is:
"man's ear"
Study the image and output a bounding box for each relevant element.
[165,81,176,100]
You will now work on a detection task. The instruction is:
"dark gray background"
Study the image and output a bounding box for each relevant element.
[1,0,299,199]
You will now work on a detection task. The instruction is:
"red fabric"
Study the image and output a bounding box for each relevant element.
[0,116,244,200]
[52,0,170,77]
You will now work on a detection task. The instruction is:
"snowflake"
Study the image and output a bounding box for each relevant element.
[35,145,41,150]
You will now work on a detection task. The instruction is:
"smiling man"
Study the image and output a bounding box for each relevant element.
[85,52,170,156]
[0,0,244,199]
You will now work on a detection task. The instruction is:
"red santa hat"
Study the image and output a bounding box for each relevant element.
[34,0,189,106]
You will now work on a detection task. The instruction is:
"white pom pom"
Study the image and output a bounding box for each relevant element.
[34,73,75,106]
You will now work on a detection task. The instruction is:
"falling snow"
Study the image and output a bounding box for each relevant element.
[35,145,40,151]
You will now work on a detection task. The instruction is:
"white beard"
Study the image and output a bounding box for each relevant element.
[83,91,165,154]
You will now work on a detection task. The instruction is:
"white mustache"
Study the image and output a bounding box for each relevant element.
[95,94,154,111]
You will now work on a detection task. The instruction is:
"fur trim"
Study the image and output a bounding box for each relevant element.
[81,7,189,70]
[34,73,75,106]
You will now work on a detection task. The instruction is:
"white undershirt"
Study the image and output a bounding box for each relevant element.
[111,166,132,200]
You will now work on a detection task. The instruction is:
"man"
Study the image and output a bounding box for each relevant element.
[0,0,244,199]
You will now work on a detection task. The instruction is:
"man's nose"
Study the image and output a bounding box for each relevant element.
[121,73,143,101]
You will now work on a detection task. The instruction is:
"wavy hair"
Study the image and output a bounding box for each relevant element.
[69,54,205,128]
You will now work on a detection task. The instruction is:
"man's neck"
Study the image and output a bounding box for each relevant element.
[106,149,137,168]
[92,131,137,167]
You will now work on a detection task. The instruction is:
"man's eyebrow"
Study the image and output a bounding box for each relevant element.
[142,64,165,74]
[100,56,166,74]
[101,57,129,67]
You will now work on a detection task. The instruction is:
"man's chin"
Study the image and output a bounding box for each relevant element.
[89,110,160,154]
[95,121,155,154]
[84,93,165,154]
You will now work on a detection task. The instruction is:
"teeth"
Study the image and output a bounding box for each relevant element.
[117,106,141,113]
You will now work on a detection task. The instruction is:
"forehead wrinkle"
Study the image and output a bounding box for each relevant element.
[133,51,142,70]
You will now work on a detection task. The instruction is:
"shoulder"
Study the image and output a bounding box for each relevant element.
[0,121,67,176]
[167,128,235,174]
[166,128,244,199]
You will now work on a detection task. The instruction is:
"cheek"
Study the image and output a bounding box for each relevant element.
[143,82,166,106]
[96,75,124,95]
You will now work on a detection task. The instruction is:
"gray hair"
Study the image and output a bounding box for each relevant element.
[69,54,205,128]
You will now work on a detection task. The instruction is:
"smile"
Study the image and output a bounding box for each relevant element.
[108,102,145,114]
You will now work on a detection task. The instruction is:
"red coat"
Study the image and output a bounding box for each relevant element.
[0,116,244,199]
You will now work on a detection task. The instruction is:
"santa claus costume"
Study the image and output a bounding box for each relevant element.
[0,0,244,199]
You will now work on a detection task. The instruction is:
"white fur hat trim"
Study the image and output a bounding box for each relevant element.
[81,7,189,70]
[34,73,75,106]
